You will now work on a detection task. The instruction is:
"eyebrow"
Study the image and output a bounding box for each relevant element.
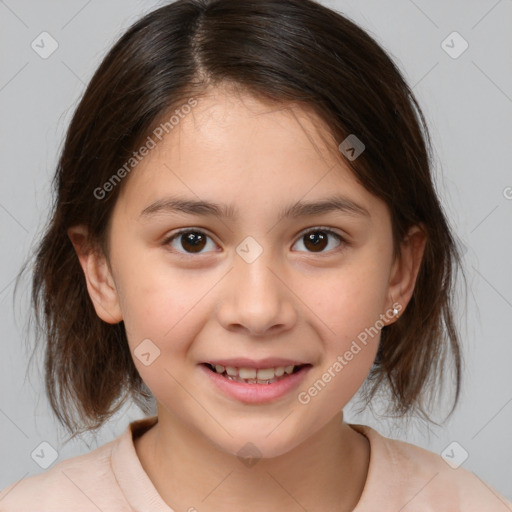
[139,194,370,221]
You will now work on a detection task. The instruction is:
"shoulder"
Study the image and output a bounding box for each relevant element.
[0,438,130,512]
[350,423,512,511]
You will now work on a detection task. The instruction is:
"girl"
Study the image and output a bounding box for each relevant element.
[1,0,510,510]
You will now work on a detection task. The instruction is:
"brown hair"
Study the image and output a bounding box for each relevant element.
[16,0,466,438]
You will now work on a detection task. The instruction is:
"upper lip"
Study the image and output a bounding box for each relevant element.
[203,358,309,369]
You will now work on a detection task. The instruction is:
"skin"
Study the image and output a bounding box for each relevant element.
[69,85,426,512]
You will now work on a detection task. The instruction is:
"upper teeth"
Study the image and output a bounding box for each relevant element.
[213,365,296,380]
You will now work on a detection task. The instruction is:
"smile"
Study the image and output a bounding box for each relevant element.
[203,363,306,384]
[200,362,312,403]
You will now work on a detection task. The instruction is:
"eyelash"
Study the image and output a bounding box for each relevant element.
[162,226,347,257]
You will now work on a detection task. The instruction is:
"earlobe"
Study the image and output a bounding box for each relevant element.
[67,225,123,324]
[387,224,427,320]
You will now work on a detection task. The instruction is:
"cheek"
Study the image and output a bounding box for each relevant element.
[308,258,389,338]
[119,271,205,404]
[114,247,199,336]
[116,261,223,397]
[297,254,389,393]
[294,268,386,426]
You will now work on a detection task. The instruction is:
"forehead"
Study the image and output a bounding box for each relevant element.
[114,87,385,222]
[153,88,340,172]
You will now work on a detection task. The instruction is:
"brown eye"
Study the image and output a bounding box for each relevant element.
[304,231,328,252]
[180,232,207,253]
[164,227,345,256]
[165,230,216,254]
[293,228,344,253]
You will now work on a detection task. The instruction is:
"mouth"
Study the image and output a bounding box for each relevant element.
[201,362,310,385]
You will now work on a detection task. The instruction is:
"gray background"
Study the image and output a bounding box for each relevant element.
[1,0,511,501]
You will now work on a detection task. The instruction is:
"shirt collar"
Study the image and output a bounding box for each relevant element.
[111,416,388,511]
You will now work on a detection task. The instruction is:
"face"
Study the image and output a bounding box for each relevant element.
[77,86,416,458]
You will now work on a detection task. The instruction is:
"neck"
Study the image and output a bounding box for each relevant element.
[134,409,370,512]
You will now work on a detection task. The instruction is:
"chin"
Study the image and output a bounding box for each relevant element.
[206,424,307,461]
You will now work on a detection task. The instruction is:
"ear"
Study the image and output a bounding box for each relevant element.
[386,224,427,323]
[67,225,123,324]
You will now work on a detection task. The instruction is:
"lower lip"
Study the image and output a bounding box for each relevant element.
[200,364,312,404]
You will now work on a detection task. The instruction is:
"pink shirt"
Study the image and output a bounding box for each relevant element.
[1,415,510,511]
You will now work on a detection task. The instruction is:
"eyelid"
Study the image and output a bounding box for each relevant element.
[164,226,216,241]
[296,225,346,240]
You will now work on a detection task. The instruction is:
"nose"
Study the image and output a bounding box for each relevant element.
[215,248,298,337]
